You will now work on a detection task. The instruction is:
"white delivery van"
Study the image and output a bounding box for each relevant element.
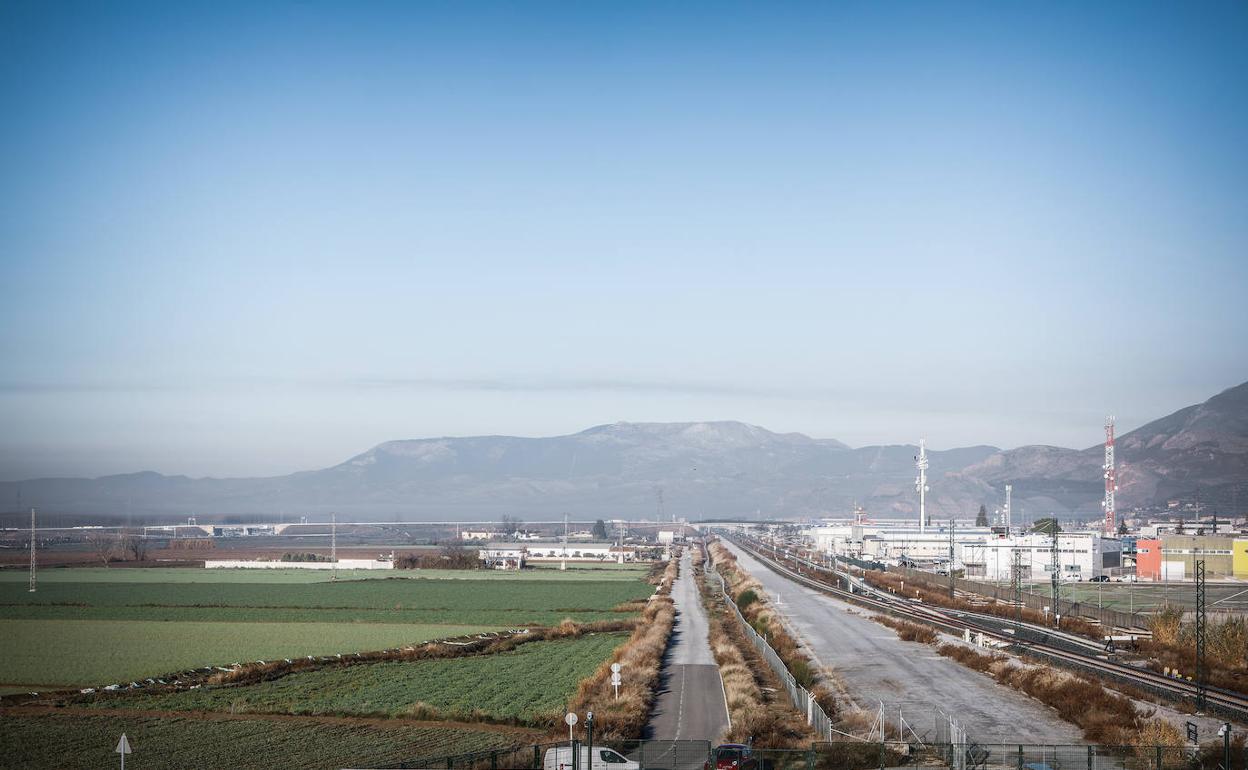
[543,745,639,770]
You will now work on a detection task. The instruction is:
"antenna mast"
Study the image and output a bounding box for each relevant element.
[1004,484,1012,534]
[915,439,929,533]
[28,508,36,593]
[1103,417,1117,536]
[561,513,568,571]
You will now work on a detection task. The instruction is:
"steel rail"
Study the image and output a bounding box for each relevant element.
[726,536,1248,720]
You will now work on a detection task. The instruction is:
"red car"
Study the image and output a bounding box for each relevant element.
[705,744,759,770]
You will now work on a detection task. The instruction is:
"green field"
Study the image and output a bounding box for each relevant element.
[93,632,626,721]
[2,620,498,688]
[1,568,652,689]
[0,713,525,770]
[0,576,650,626]
[0,565,652,583]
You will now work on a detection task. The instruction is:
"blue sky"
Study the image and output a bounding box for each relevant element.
[1,1,1246,480]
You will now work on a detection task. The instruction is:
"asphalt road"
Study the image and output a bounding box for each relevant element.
[644,550,730,744]
[721,541,1084,744]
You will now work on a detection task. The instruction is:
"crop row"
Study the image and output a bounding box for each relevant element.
[89,632,628,723]
[1,576,651,614]
[0,713,523,770]
[1,619,498,688]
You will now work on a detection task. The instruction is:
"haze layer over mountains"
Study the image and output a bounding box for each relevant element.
[4,382,1246,522]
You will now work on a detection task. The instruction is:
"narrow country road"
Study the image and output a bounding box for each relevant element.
[644,548,730,744]
[721,541,1083,744]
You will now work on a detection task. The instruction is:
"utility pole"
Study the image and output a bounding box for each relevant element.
[1103,416,1117,536]
[1196,558,1208,712]
[1050,526,1060,628]
[915,439,929,534]
[948,518,956,599]
[561,513,568,571]
[1012,547,1023,630]
[28,508,37,593]
[1004,484,1012,535]
[330,513,338,581]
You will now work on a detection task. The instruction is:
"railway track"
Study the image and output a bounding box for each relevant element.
[725,535,1248,723]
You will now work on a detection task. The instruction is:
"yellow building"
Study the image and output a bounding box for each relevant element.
[1233,539,1248,579]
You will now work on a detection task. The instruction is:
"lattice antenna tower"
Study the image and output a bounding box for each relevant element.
[1102,416,1117,536]
[28,508,36,593]
[914,439,929,534]
[1196,558,1208,712]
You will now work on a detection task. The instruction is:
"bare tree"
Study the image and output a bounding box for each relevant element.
[87,532,116,566]
[121,530,149,562]
[499,515,521,535]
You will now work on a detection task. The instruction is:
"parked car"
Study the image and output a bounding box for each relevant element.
[705,744,764,770]
[1089,575,1110,582]
[544,745,639,770]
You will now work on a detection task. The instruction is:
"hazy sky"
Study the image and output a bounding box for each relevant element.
[2,1,1246,481]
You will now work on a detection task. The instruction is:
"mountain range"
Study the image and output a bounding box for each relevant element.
[3,381,1246,523]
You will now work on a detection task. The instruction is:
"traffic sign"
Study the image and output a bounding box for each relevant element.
[564,712,578,726]
[610,663,621,674]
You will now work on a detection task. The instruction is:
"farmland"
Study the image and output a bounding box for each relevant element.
[89,632,627,722]
[0,567,653,690]
[0,564,653,584]
[1,619,496,688]
[0,712,527,770]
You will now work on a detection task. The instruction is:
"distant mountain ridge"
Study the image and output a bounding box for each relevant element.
[3,383,1246,521]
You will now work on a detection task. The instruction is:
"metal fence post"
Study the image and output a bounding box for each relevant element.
[1017,745,1024,770]
[1155,745,1162,770]
[492,751,498,770]
[534,745,541,769]
[806,744,816,770]
[1086,745,1093,770]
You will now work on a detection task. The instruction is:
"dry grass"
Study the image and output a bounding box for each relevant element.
[1142,605,1248,693]
[557,554,681,742]
[934,643,1182,746]
[708,541,838,714]
[697,547,818,747]
[871,615,937,644]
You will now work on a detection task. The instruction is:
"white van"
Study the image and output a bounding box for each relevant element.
[543,745,639,770]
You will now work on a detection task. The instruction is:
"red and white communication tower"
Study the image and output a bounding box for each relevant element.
[1102,416,1117,535]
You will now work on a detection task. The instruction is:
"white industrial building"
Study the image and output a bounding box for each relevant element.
[204,558,393,570]
[807,522,1122,581]
[957,533,1121,581]
[478,541,628,565]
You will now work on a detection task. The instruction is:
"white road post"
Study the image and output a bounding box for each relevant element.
[115,734,132,770]
[610,663,622,700]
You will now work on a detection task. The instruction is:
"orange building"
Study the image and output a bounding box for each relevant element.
[1135,538,1162,581]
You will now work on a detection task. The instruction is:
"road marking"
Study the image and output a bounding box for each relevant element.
[1212,588,1248,605]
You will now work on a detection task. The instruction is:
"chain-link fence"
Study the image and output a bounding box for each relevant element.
[367,740,1245,770]
[706,562,839,742]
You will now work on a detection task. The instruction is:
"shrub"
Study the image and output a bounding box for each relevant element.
[736,589,759,611]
